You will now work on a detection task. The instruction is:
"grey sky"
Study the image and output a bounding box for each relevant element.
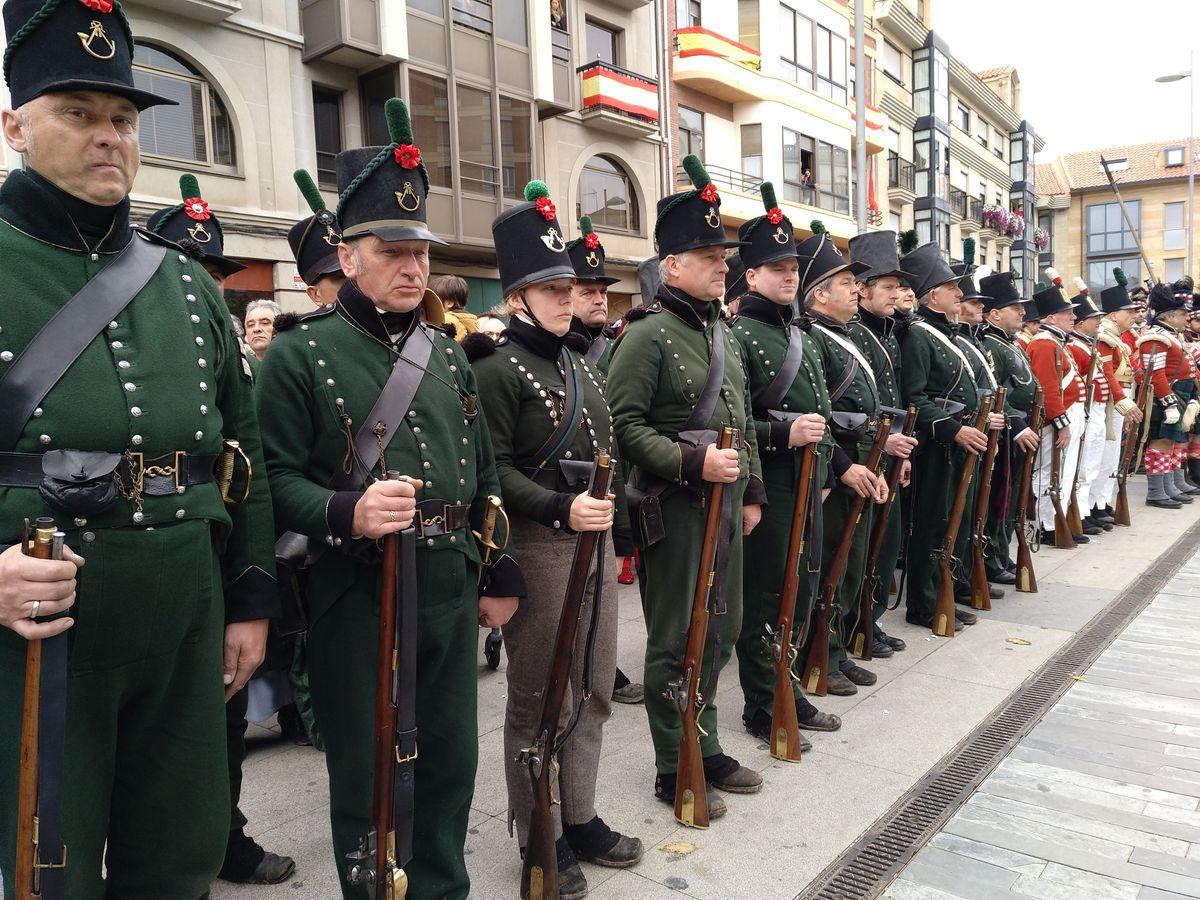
[931,0,1200,160]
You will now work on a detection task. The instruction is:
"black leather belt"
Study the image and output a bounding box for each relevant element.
[414,499,471,538]
[0,450,217,495]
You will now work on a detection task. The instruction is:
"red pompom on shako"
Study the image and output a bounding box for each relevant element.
[393,143,421,169]
[766,207,783,225]
[700,183,719,204]
[535,196,556,221]
[584,233,600,250]
[183,198,211,221]
[79,0,114,11]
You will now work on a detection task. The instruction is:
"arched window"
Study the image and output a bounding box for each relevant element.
[577,155,639,233]
[132,45,236,168]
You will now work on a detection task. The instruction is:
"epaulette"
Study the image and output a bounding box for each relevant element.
[462,331,497,363]
[133,226,185,252]
[623,302,661,324]
[1136,328,1181,349]
[275,303,335,333]
[1096,330,1121,349]
[564,331,590,354]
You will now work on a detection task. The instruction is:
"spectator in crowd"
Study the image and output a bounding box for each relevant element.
[244,299,281,361]
[478,314,506,341]
[432,273,480,342]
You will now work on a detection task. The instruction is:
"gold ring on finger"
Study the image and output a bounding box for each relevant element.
[29,600,40,620]
[390,510,398,522]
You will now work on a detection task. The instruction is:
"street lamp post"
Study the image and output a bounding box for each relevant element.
[1157,53,1195,279]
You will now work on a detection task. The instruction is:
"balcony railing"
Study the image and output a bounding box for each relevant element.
[949,187,968,220]
[675,163,761,195]
[968,198,985,225]
[578,61,659,124]
[887,153,915,191]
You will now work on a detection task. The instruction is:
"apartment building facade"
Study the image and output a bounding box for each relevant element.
[0,0,665,314]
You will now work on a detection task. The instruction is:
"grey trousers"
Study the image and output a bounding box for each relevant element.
[503,517,618,845]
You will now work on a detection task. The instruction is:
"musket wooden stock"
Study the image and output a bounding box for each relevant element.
[766,443,817,763]
[933,395,994,637]
[1015,386,1044,593]
[801,416,892,695]
[1066,345,1098,535]
[521,453,613,899]
[674,425,737,829]
[850,406,918,661]
[1048,432,1076,550]
[970,388,1007,611]
[1114,376,1151,527]
[16,517,58,900]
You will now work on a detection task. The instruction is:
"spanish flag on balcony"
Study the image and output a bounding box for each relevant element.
[675,27,761,70]
[581,63,660,122]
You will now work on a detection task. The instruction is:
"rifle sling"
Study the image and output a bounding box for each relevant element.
[523,349,583,478]
[392,528,419,869]
[754,325,805,416]
[584,335,607,365]
[35,629,68,896]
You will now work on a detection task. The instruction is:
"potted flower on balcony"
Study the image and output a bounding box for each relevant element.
[1005,211,1026,239]
[1033,227,1050,251]
[981,204,1009,233]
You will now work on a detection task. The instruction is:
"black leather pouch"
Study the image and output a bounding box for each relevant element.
[624,482,666,549]
[829,411,869,443]
[39,449,121,517]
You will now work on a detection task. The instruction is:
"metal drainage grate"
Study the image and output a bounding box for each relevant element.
[796,519,1200,900]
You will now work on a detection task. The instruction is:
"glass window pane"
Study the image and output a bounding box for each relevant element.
[741,124,762,178]
[409,0,444,14]
[361,66,396,146]
[499,96,531,201]
[830,34,845,86]
[585,21,616,64]
[778,7,795,63]
[796,14,813,69]
[1106,204,1122,233]
[133,44,193,75]
[815,25,830,79]
[312,87,342,188]
[1165,257,1185,282]
[134,72,204,162]
[577,156,637,231]
[457,84,495,196]
[495,0,527,45]
[408,71,451,188]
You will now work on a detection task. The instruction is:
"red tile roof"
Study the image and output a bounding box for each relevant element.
[975,65,1014,80]
[1043,139,1194,193]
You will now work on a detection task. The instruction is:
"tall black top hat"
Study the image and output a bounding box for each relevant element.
[288,169,343,286]
[1032,284,1073,318]
[336,97,444,245]
[795,225,868,296]
[566,215,619,285]
[1022,300,1041,323]
[899,242,958,298]
[3,0,174,109]
[980,271,1023,312]
[492,180,576,297]
[952,262,987,302]
[724,249,747,300]
[738,182,798,270]
[849,230,907,283]
[146,174,245,276]
[655,155,746,259]
[1101,267,1138,314]
[1072,289,1102,320]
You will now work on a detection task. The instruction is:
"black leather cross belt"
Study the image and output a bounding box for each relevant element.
[414,499,471,538]
[0,449,217,495]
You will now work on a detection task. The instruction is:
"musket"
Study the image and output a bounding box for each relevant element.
[1066,343,1098,535]
[764,442,818,763]
[671,424,737,828]
[850,407,917,661]
[16,517,66,900]
[1047,349,1078,550]
[521,453,613,899]
[346,471,415,900]
[1114,374,1152,527]
[1014,385,1044,593]
[933,393,994,637]
[801,414,892,695]
[970,388,1008,611]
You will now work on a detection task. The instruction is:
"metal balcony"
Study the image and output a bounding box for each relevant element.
[578,61,659,138]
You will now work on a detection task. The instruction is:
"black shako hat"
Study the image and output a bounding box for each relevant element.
[1101,267,1138,314]
[1032,283,1073,318]
[655,155,746,259]
[1022,300,1042,323]
[3,0,175,110]
[1149,281,1188,314]
[492,180,576,297]
[738,181,798,269]
[980,271,1023,312]
[724,249,747,300]
[952,262,987,302]
[1071,289,1102,320]
[849,229,908,283]
[146,174,246,276]
[899,242,959,298]
[566,215,619,286]
[336,97,444,245]
[288,169,343,286]
[796,229,868,296]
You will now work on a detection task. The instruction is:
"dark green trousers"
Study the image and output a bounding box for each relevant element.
[737,454,825,720]
[985,445,1024,576]
[0,521,229,900]
[871,496,903,622]
[906,446,965,619]
[227,686,249,832]
[642,481,745,775]
[306,548,477,900]
[953,463,982,590]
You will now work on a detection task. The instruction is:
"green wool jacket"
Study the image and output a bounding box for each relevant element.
[901,307,982,446]
[607,288,765,503]
[807,311,882,421]
[981,323,1037,430]
[0,170,275,620]
[847,308,903,409]
[255,281,523,623]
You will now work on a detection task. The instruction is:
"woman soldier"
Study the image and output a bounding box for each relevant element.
[467,181,644,897]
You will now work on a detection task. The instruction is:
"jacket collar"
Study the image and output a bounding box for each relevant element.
[0,168,131,254]
[983,322,1015,344]
[336,278,418,347]
[916,305,955,332]
[657,284,719,331]
[736,291,794,327]
[806,309,850,333]
[507,314,564,360]
[1040,323,1069,341]
[856,305,895,338]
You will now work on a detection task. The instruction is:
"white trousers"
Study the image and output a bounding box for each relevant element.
[1074,405,1109,515]
[1036,403,1084,531]
[1089,405,1124,510]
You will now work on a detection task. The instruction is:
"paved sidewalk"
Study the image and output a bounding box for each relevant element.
[884,553,1200,900]
[207,481,1200,900]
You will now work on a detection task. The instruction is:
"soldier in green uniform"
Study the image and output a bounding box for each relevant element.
[847,230,919,657]
[469,181,643,898]
[146,173,296,885]
[0,2,276,896]
[290,168,347,307]
[255,98,523,899]
[795,232,889,695]
[728,183,841,746]
[564,215,644,706]
[978,272,1041,583]
[607,156,766,813]
[899,243,987,631]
